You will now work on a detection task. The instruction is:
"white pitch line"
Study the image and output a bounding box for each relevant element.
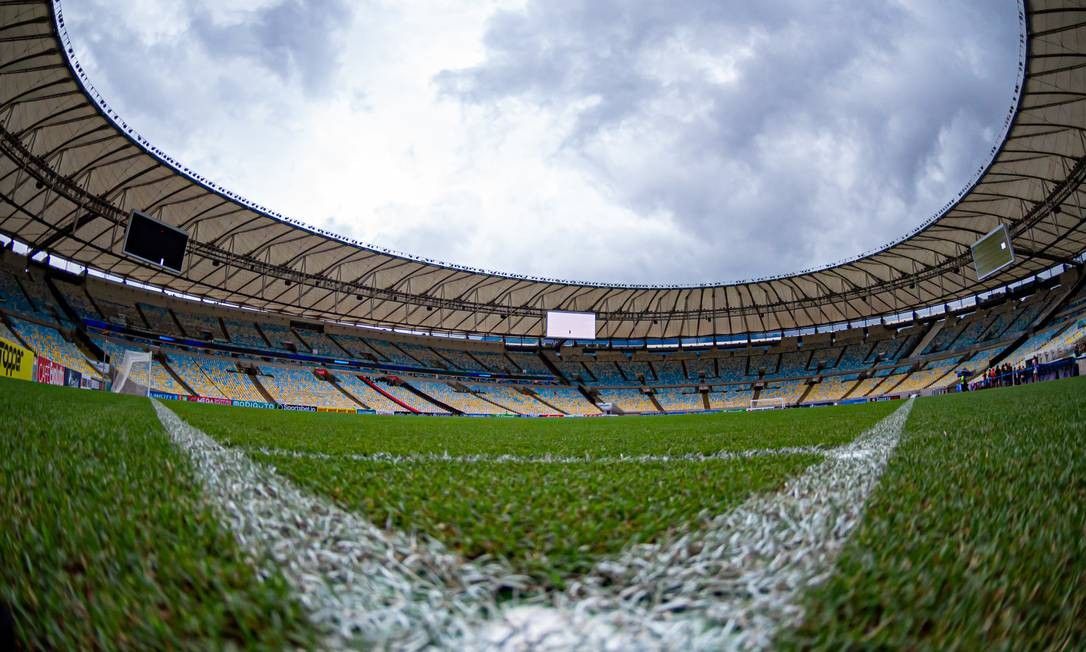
[151,400,520,649]
[250,446,829,465]
[470,398,915,650]
[154,398,913,650]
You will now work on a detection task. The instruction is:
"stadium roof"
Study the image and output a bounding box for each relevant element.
[1,0,1085,340]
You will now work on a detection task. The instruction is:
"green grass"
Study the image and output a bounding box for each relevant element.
[168,399,899,457]
[0,378,316,650]
[173,399,897,588]
[255,452,820,586]
[781,377,1086,650]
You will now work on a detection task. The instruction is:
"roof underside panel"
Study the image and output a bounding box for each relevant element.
[1,0,1084,338]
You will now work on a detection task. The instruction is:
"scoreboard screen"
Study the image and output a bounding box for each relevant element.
[546,311,596,339]
[123,210,188,274]
[971,224,1015,281]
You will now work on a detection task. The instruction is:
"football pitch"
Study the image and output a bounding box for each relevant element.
[1,376,1083,649]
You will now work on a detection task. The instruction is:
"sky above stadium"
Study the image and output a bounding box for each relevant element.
[62,0,1021,285]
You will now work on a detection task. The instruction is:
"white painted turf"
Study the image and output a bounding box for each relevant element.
[153,399,914,650]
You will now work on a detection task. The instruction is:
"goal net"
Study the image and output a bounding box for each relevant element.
[112,350,153,397]
[748,397,786,411]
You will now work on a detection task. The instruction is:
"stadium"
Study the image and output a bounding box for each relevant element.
[1,0,1084,648]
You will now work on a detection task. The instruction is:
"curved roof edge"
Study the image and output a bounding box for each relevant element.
[0,0,1084,339]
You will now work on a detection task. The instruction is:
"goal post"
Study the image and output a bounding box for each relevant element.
[748,397,786,411]
[112,350,153,397]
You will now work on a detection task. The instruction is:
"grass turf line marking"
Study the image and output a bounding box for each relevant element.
[156,399,912,650]
[469,398,915,650]
[251,446,830,465]
[152,400,523,649]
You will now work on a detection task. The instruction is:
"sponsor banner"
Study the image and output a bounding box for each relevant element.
[150,390,181,401]
[232,399,277,410]
[0,335,34,381]
[281,404,317,412]
[64,368,82,388]
[36,357,65,386]
[187,395,232,406]
[80,376,103,391]
[317,407,356,414]
[355,409,377,415]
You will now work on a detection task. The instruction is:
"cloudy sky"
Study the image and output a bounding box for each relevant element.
[61,0,1021,285]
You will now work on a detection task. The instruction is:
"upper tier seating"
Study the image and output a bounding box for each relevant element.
[0,270,38,317]
[174,308,226,340]
[138,303,183,337]
[293,329,347,357]
[259,323,306,351]
[222,319,268,349]
[807,347,840,371]
[507,351,552,376]
[836,344,870,370]
[772,351,808,378]
[583,361,630,385]
[685,356,716,381]
[653,360,686,385]
[435,348,486,372]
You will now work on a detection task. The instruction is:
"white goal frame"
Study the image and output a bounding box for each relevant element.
[748,397,786,411]
[112,350,153,397]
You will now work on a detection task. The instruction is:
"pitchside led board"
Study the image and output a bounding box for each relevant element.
[123,210,189,274]
[546,311,597,339]
[971,224,1015,281]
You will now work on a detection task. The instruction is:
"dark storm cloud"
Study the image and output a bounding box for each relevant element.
[437,0,1021,282]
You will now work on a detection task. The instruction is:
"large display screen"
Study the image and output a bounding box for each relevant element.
[123,210,188,274]
[546,311,597,339]
[971,224,1015,281]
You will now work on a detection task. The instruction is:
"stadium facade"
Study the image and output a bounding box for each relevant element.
[0,0,1085,417]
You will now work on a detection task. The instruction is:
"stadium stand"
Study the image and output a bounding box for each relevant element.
[529,386,602,415]
[707,385,752,410]
[330,371,407,412]
[167,352,228,398]
[0,270,37,317]
[222,319,268,349]
[260,364,357,409]
[804,375,859,403]
[10,318,100,379]
[758,379,806,406]
[371,377,450,413]
[137,302,182,337]
[196,357,266,402]
[596,388,658,413]
[259,322,306,351]
[653,387,704,412]
[408,380,511,415]
[174,307,226,340]
[92,336,186,395]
